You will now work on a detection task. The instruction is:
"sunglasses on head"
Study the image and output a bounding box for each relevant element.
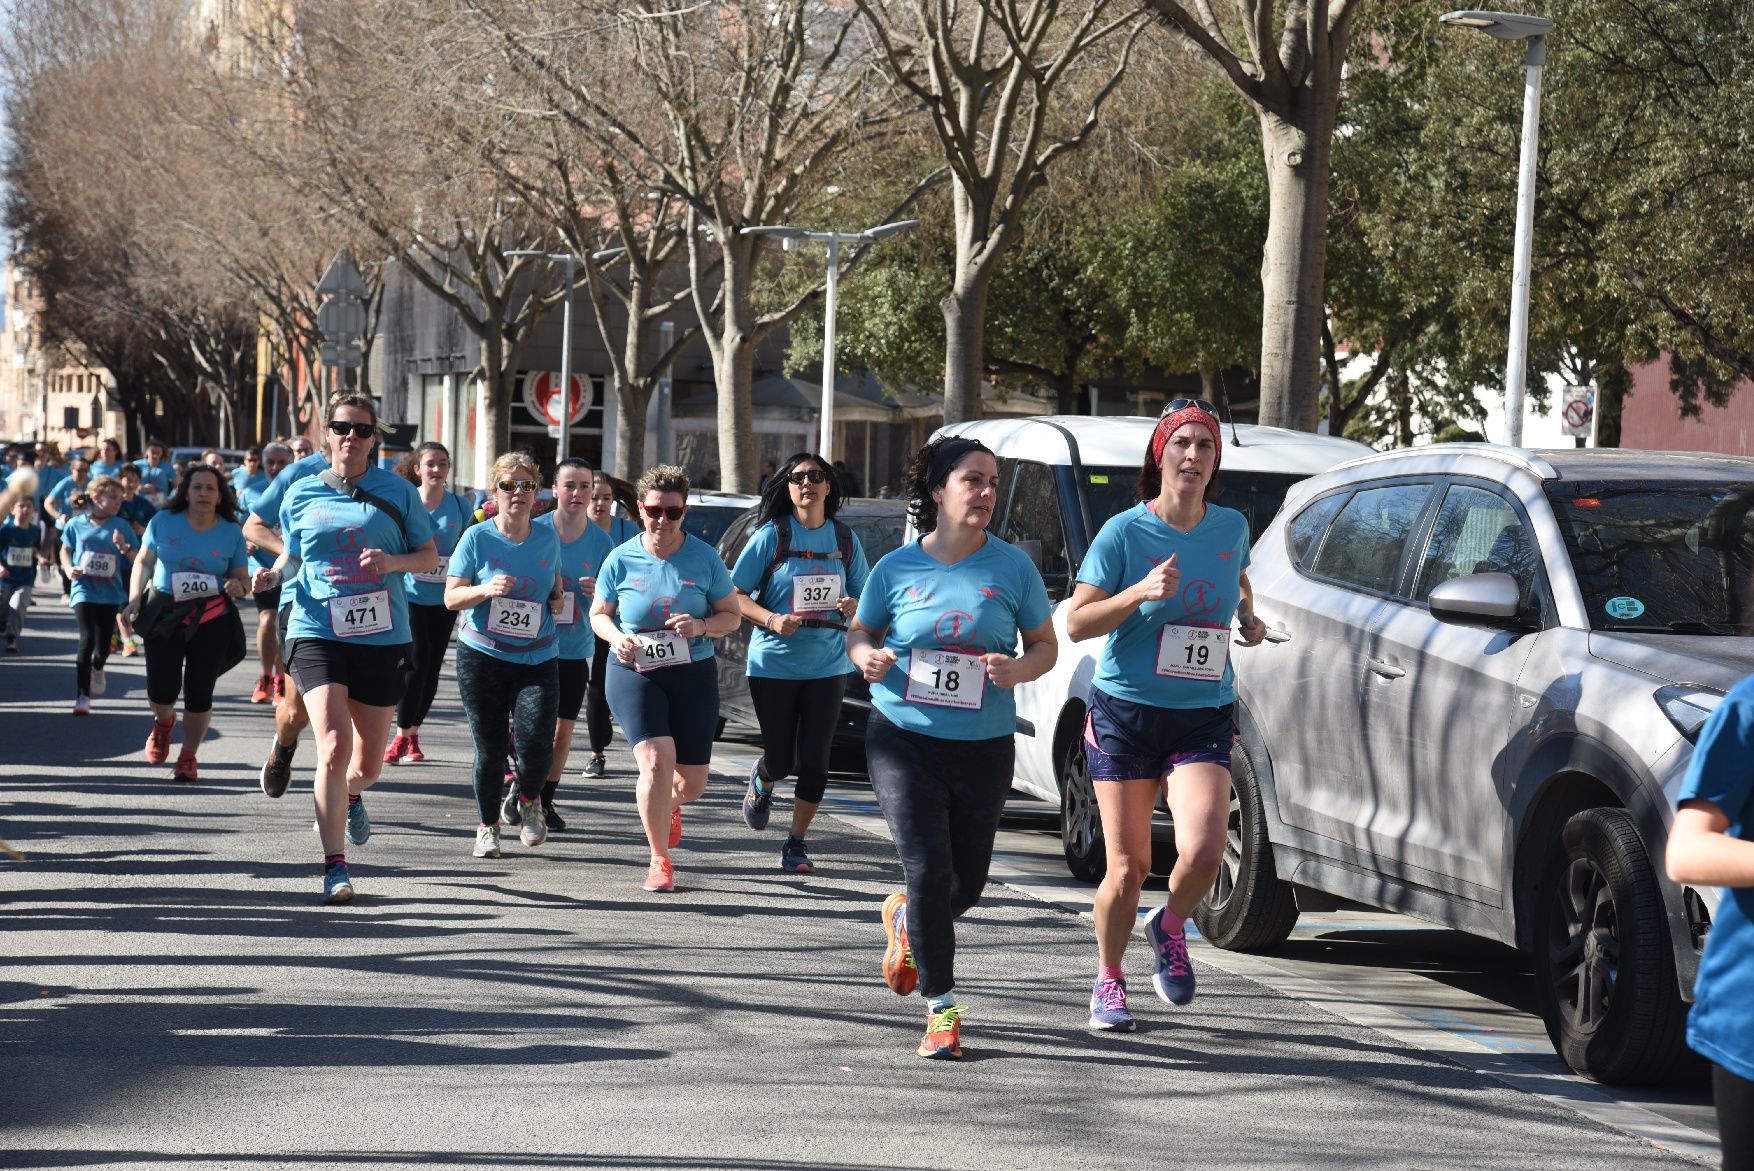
[642,504,685,521]
[786,469,826,486]
[328,421,376,439]
[497,478,538,494]
[1160,398,1219,419]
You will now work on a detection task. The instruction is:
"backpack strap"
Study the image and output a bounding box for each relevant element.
[317,469,410,548]
[753,518,856,630]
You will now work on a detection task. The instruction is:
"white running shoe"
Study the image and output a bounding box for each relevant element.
[90,667,106,697]
[519,803,548,847]
[474,823,502,858]
[73,694,91,716]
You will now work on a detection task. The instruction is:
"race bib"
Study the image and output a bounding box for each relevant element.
[904,649,986,710]
[171,572,219,600]
[4,546,33,569]
[487,596,542,639]
[329,589,391,638]
[792,572,842,613]
[634,629,689,673]
[1155,624,1230,681]
[411,555,450,584]
[556,592,577,626]
[80,551,117,580]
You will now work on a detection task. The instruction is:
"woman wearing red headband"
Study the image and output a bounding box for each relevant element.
[1063,399,1268,1032]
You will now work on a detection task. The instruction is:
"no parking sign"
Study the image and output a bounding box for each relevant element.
[1561,385,1595,439]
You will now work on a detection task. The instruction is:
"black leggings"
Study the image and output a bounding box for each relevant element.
[864,712,1014,1000]
[586,638,615,753]
[455,644,557,826]
[750,673,847,805]
[1718,1063,1754,1171]
[145,612,238,713]
[74,602,118,696]
[397,602,457,728]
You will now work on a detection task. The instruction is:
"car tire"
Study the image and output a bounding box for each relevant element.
[1193,747,1298,951]
[1531,806,1698,1085]
[1059,735,1105,884]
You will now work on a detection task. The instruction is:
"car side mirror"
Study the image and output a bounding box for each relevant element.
[1428,572,1529,629]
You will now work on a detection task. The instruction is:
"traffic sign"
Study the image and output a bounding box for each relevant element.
[1561,385,1595,438]
[317,296,367,342]
[523,371,592,426]
[316,250,370,299]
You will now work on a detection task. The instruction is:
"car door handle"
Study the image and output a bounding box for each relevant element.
[1367,657,1405,679]
[1262,627,1291,644]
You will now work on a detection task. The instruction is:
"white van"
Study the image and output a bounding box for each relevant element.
[930,415,1370,880]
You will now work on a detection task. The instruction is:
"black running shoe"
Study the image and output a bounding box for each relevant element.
[260,742,294,799]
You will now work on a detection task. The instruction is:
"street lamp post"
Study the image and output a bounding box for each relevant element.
[509,247,622,466]
[740,220,918,461]
[1441,10,1556,449]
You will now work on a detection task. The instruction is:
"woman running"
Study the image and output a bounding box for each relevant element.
[579,470,642,779]
[446,452,566,859]
[385,441,473,766]
[240,443,292,704]
[847,436,1056,1060]
[59,475,137,715]
[508,456,615,832]
[731,452,868,874]
[91,437,126,478]
[123,464,251,781]
[261,393,437,904]
[1064,399,1267,1032]
[590,465,739,893]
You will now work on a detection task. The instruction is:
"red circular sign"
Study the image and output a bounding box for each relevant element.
[523,372,592,426]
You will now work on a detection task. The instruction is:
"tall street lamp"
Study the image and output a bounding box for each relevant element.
[740,219,918,461]
[507,247,623,466]
[1441,9,1555,448]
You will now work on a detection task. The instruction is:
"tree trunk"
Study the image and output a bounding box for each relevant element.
[1052,376,1081,416]
[1393,371,1413,449]
[1257,103,1336,433]
[941,271,991,425]
[710,250,760,493]
[479,326,509,457]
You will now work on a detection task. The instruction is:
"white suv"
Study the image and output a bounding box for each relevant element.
[931,415,1370,878]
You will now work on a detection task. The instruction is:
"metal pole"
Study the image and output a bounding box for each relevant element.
[819,237,841,460]
[657,320,675,466]
[1503,33,1546,448]
[558,253,575,467]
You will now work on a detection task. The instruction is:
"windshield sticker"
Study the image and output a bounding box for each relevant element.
[1088,474,1109,485]
[1605,596,1646,620]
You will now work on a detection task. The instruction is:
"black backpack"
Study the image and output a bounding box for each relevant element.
[752,518,856,630]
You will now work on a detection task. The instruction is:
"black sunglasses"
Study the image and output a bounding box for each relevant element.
[327,421,376,439]
[786,469,826,486]
[642,504,686,521]
[1160,398,1219,419]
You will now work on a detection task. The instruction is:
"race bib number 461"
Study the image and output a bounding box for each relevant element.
[330,589,391,638]
[634,629,688,672]
[904,649,986,710]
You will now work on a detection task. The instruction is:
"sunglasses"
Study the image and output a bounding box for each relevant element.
[328,421,377,439]
[1160,398,1219,419]
[786,469,827,486]
[497,479,539,494]
[642,505,686,521]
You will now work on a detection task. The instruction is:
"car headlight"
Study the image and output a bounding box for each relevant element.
[1655,685,1725,743]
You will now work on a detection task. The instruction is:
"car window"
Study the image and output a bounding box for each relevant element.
[846,514,906,563]
[1412,484,1536,607]
[684,504,747,548]
[1309,482,1432,595]
[999,460,1071,600]
[1286,491,1349,568]
[1083,466,1308,544]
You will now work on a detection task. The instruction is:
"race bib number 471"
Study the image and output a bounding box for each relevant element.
[330,589,391,638]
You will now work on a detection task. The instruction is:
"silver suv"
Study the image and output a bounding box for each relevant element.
[1210,444,1751,1085]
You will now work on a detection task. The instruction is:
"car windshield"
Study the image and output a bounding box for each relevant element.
[845,513,907,562]
[684,504,750,548]
[1546,481,1754,633]
[1083,467,1308,542]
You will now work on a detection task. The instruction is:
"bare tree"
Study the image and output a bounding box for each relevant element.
[1142,0,1363,431]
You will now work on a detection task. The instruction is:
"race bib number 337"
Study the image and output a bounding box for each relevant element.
[791,572,841,613]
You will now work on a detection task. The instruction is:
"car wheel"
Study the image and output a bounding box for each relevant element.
[1531,807,1697,1085]
[1193,747,1298,951]
[1059,735,1105,884]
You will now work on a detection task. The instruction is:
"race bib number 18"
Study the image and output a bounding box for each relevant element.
[330,589,392,638]
[1155,625,1230,681]
[904,649,986,710]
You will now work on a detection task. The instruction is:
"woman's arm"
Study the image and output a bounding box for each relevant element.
[123,547,157,619]
[846,618,897,681]
[983,617,1058,689]
[1666,800,1754,887]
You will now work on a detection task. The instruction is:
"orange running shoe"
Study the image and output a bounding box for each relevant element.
[250,673,272,703]
[172,752,198,783]
[642,855,675,892]
[273,674,287,700]
[882,891,918,995]
[917,1004,965,1060]
[668,806,682,849]
[144,718,174,765]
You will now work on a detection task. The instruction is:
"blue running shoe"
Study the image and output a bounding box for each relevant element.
[780,835,813,874]
[1145,909,1196,1005]
[1088,976,1136,1031]
[345,797,371,846]
[323,862,353,905]
[742,760,772,831]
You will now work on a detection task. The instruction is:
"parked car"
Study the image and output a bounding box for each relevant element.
[685,491,762,548]
[713,497,910,750]
[928,415,1370,873]
[1205,443,1751,1085]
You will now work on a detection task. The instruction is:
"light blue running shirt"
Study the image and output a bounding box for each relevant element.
[450,520,563,665]
[60,514,135,606]
[731,516,870,681]
[535,513,615,661]
[856,535,1051,742]
[247,452,330,529]
[406,491,474,607]
[0,521,43,588]
[596,533,734,664]
[279,466,434,646]
[143,510,248,598]
[132,460,174,499]
[1077,501,1251,710]
[238,480,277,573]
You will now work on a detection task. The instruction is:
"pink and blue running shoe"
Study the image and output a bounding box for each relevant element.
[1145,909,1196,1005]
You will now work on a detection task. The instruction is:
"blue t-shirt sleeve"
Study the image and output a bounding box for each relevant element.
[59,523,75,551]
[225,524,248,572]
[730,523,777,594]
[1681,691,1754,819]
[450,526,483,582]
[847,531,872,597]
[855,555,895,630]
[142,513,166,559]
[596,546,627,611]
[1075,511,1130,595]
[400,480,436,549]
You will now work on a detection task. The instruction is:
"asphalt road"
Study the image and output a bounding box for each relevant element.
[0,595,1713,1169]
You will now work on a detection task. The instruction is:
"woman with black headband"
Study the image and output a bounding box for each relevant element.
[1064,398,1268,1032]
[847,435,1056,1060]
[730,451,869,874]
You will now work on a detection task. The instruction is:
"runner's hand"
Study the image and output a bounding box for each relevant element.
[768,613,802,636]
[981,652,1025,689]
[358,547,394,574]
[251,566,280,595]
[836,595,857,618]
[664,613,702,638]
[1135,553,1180,602]
[860,646,898,683]
[615,633,640,664]
[548,591,566,616]
[1237,610,1267,647]
[485,574,514,598]
[122,597,141,621]
[223,578,248,600]
[577,575,595,599]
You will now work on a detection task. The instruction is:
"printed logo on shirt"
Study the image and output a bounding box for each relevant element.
[978,586,999,598]
[934,609,978,649]
[1182,579,1221,618]
[652,594,679,619]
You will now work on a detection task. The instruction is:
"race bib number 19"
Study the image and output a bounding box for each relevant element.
[1155,625,1230,681]
[904,649,986,710]
[330,589,391,638]
[634,629,688,672]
